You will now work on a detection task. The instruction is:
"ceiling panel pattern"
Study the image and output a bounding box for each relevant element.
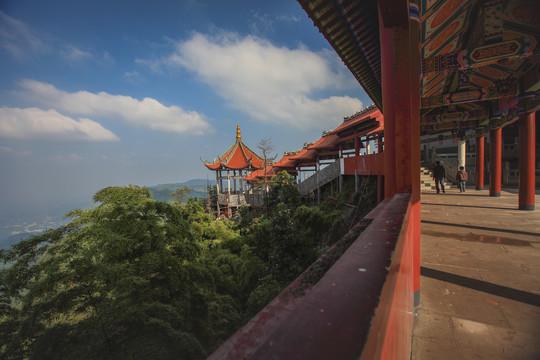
[298,0,540,136]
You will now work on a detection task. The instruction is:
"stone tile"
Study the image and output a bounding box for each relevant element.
[418,276,457,316]
[412,309,454,345]
[478,270,540,295]
[495,297,540,334]
[452,317,540,360]
[412,337,490,360]
[445,284,510,328]
[413,191,540,360]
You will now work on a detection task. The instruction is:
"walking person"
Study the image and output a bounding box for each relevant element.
[433,161,446,194]
[456,166,468,192]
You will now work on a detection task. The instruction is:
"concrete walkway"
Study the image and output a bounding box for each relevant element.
[412,188,540,359]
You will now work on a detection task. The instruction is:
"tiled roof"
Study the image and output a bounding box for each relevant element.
[203,125,264,170]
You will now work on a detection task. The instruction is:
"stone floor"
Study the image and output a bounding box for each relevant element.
[411,187,540,360]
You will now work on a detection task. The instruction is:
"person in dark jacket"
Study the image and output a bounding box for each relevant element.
[456,166,468,192]
[433,161,446,194]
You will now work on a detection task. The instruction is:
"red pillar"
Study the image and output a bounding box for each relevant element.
[377,134,384,202]
[379,10,412,197]
[355,132,360,156]
[489,128,502,197]
[380,18,396,199]
[475,136,485,190]
[519,112,536,210]
[409,9,421,308]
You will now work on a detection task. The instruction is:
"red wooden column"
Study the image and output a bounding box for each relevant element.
[377,133,384,202]
[475,136,485,190]
[489,128,502,197]
[380,21,396,198]
[519,111,536,210]
[379,7,412,198]
[408,2,422,308]
[355,131,360,156]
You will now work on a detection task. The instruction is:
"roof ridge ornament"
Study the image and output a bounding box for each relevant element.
[236,123,242,140]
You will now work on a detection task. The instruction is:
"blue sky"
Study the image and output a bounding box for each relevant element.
[0,0,370,212]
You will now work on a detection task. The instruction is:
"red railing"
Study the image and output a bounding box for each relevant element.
[342,152,385,176]
[208,193,416,360]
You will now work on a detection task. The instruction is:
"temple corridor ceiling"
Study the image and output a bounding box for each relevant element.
[298,0,540,136]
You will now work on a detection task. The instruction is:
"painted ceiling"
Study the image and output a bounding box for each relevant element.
[298,0,540,136]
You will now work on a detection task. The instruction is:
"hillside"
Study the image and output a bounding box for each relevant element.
[148,178,216,203]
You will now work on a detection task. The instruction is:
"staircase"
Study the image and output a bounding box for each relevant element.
[298,159,341,196]
[420,166,454,191]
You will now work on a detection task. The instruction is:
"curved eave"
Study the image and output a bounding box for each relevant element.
[204,161,223,170]
[298,0,382,110]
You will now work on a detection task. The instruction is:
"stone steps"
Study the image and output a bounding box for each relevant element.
[420,166,454,190]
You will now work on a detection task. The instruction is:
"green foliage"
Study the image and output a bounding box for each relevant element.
[172,186,191,204]
[265,171,300,210]
[0,177,371,359]
[1,186,204,359]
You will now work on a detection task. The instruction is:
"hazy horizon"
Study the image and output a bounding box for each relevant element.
[1,0,370,215]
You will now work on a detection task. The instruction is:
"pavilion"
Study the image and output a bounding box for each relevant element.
[202,124,264,217]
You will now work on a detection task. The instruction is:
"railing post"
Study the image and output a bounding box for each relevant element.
[518,111,536,210]
[475,136,485,190]
[489,128,502,197]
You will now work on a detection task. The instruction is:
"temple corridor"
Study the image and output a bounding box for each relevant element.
[412,189,540,359]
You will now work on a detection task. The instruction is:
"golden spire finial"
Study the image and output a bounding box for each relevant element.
[236,123,241,140]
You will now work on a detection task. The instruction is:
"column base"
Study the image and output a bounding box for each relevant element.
[475,186,485,190]
[414,289,421,309]
[519,204,535,211]
[490,192,501,197]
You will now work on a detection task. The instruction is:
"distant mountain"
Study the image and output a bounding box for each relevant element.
[0,180,215,250]
[148,179,216,203]
[0,231,43,250]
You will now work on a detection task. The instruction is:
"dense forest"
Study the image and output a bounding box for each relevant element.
[0,172,376,360]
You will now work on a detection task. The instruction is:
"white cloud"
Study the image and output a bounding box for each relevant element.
[161,31,362,129]
[122,70,145,83]
[248,13,302,36]
[0,107,120,141]
[17,79,211,135]
[51,154,84,162]
[0,146,33,157]
[60,44,92,62]
[0,11,113,65]
[0,11,51,58]
[249,12,276,35]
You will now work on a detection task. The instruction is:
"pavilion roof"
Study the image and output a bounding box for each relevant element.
[244,165,276,182]
[203,125,264,171]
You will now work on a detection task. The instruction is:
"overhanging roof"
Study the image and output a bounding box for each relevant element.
[298,0,540,136]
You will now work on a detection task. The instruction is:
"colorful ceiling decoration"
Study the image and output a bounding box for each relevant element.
[298,0,540,136]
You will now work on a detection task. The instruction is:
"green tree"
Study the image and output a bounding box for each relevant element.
[0,186,206,360]
[265,171,299,210]
[172,185,191,204]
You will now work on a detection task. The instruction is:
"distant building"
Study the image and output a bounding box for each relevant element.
[202,124,264,217]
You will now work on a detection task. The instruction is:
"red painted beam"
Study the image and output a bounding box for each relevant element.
[475,136,485,190]
[489,128,502,197]
[518,112,536,210]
